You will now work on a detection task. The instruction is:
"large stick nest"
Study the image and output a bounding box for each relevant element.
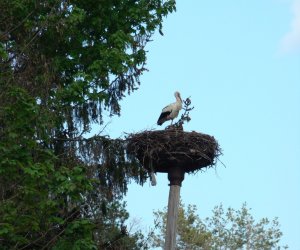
[126,130,221,174]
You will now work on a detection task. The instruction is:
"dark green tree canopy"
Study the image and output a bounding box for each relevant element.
[0,0,175,248]
[1,0,175,129]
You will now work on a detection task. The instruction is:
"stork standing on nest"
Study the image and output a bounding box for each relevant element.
[157,91,183,126]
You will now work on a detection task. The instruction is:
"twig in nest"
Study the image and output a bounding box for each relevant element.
[166,97,194,130]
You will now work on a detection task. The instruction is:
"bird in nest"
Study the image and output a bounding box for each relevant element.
[157,91,183,126]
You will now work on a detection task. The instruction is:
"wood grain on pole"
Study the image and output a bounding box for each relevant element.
[164,185,181,250]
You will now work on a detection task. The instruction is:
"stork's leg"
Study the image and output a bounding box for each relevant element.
[171,119,173,125]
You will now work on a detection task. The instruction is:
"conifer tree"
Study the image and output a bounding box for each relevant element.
[0,1,176,248]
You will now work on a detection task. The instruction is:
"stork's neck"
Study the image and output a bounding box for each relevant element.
[176,95,182,104]
[175,95,182,110]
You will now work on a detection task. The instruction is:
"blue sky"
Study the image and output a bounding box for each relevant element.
[97,0,300,248]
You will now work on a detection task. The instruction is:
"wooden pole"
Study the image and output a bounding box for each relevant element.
[164,185,181,250]
[164,166,185,250]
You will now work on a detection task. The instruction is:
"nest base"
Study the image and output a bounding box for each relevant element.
[126,129,220,174]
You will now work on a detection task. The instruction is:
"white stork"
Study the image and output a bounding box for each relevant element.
[157,91,182,126]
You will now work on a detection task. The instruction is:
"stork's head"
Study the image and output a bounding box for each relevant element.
[174,91,182,102]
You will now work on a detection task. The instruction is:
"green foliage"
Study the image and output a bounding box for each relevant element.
[0,0,175,248]
[1,0,176,126]
[204,203,289,250]
[151,202,288,250]
[0,87,94,249]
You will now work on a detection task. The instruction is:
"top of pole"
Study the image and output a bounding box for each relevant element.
[168,166,185,186]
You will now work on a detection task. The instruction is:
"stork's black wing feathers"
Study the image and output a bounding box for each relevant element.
[157,110,172,125]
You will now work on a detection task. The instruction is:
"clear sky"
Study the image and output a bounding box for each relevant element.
[97,0,300,248]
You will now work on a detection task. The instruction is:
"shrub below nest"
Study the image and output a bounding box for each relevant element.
[126,129,221,174]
